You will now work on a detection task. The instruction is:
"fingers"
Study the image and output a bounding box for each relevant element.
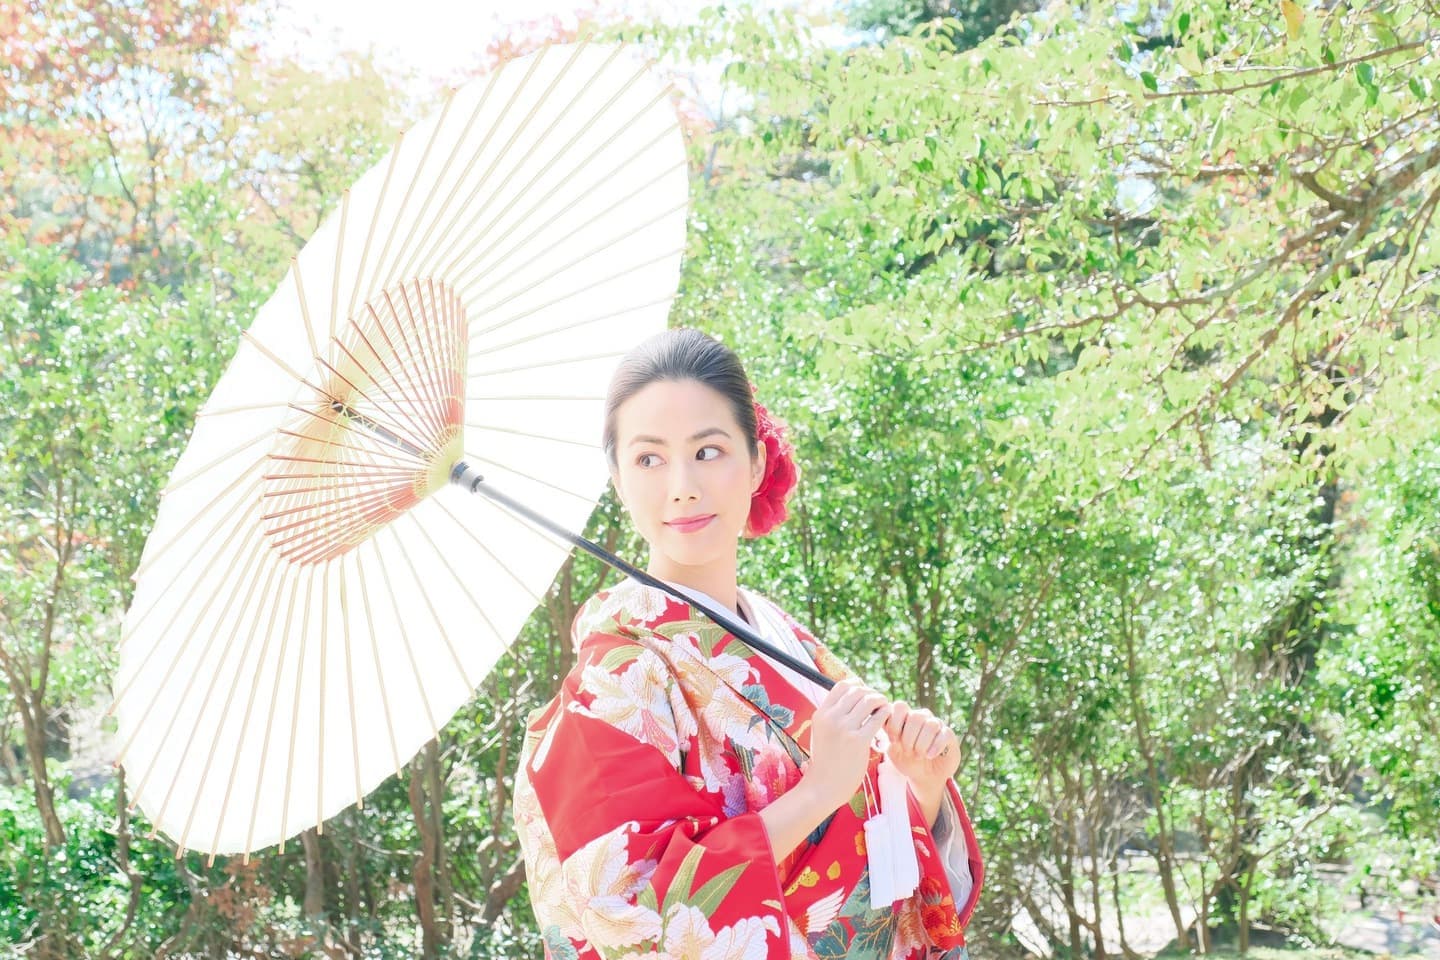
[885,700,911,739]
[889,705,954,759]
[857,709,889,750]
[843,691,890,728]
[823,678,890,728]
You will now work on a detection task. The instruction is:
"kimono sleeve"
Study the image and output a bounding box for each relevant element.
[520,628,792,959]
[901,778,985,954]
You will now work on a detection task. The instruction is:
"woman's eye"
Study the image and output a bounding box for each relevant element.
[696,446,722,461]
[637,453,661,468]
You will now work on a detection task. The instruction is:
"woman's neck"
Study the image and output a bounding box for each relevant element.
[645,551,741,622]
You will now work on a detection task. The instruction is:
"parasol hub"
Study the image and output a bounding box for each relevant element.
[260,277,466,566]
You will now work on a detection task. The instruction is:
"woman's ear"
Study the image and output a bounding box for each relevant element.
[609,468,625,507]
[750,442,767,495]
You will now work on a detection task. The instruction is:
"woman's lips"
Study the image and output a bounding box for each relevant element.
[666,514,715,533]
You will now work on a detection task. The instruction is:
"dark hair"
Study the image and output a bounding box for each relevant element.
[602,328,758,468]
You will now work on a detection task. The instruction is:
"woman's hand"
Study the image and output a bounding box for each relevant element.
[801,678,892,811]
[883,701,961,826]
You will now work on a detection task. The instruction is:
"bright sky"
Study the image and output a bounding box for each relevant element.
[272,0,816,90]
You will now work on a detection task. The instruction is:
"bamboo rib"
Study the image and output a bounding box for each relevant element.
[312,355,433,456]
[133,463,263,585]
[394,283,452,434]
[427,54,669,290]
[457,453,598,507]
[354,548,403,779]
[426,53,655,284]
[337,558,363,811]
[443,101,675,294]
[174,558,284,855]
[463,421,601,449]
[209,562,293,861]
[459,199,689,315]
[344,129,406,323]
[277,568,317,855]
[270,426,425,466]
[371,537,441,743]
[292,258,320,363]
[333,314,446,444]
[243,565,304,862]
[404,43,608,284]
[375,56,528,294]
[365,85,467,312]
[384,46,555,290]
[470,293,673,358]
[404,504,515,636]
[112,486,264,714]
[377,289,446,427]
[196,400,295,418]
[159,429,272,499]
[464,246,684,346]
[432,494,570,596]
[124,522,269,794]
[403,280,450,439]
[470,348,630,379]
[384,520,473,689]
[317,562,329,834]
[450,125,680,305]
[323,339,441,447]
[329,192,350,344]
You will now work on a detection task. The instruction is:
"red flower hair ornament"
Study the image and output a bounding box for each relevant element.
[746,389,799,538]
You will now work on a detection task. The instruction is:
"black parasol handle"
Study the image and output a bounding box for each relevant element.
[450,459,835,690]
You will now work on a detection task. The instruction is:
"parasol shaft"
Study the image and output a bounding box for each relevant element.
[450,459,835,690]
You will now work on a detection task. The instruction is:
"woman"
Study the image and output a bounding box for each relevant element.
[512,329,983,959]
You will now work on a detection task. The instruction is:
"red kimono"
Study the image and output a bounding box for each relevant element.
[512,578,984,959]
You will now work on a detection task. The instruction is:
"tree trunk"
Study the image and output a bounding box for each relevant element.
[410,744,444,960]
[1120,604,1187,949]
[302,826,326,920]
[21,701,66,847]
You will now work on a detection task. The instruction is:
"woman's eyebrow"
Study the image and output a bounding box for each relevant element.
[629,427,732,446]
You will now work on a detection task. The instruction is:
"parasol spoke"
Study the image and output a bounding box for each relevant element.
[122,522,271,783]
[353,548,404,779]
[454,151,685,315]
[177,559,284,858]
[115,481,264,707]
[243,565,305,861]
[397,42,600,284]
[370,533,442,741]
[337,562,364,812]
[464,421,602,449]
[364,84,469,304]
[470,294,672,358]
[431,64,666,284]
[471,348,630,379]
[343,127,405,323]
[209,561,295,861]
[460,451,602,507]
[373,53,539,293]
[464,246,683,344]
[383,519,476,689]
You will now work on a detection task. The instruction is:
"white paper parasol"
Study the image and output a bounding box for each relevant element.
[111,41,689,859]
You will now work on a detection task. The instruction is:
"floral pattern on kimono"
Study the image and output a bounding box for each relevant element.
[513,578,985,959]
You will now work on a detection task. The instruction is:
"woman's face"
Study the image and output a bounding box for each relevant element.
[610,378,765,571]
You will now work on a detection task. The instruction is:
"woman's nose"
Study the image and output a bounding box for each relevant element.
[669,461,700,501]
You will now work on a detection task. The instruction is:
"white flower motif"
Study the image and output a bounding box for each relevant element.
[591,579,672,627]
[699,913,772,960]
[561,824,663,948]
[650,904,776,960]
[572,651,692,765]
